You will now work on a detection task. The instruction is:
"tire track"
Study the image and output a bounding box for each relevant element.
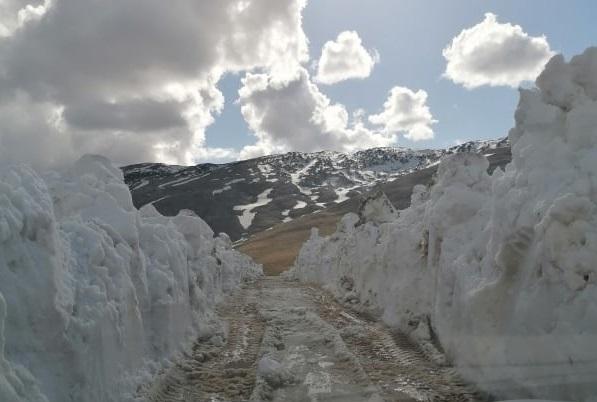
[146,283,265,402]
[145,278,482,402]
[308,285,483,402]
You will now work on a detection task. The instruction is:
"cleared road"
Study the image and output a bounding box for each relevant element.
[146,277,481,402]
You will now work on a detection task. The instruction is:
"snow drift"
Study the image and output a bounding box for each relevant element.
[291,47,597,401]
[0,155,262,402]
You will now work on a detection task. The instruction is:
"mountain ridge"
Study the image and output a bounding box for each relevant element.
[123,138,508,241]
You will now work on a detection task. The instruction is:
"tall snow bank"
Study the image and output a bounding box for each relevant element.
[0,155,262,402]
[291,47,597,401]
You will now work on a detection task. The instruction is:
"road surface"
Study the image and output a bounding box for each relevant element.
[146,277,481,402]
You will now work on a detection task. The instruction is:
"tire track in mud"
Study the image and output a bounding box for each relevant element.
[146,278,482,402]
[307,285,483,402]
[146,282,266,402]
[250,278,382,402]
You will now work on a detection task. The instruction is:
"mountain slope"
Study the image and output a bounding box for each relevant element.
[123,139,508,241]
[238,146,511,275]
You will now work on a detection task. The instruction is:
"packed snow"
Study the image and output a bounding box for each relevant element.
[233,188,273,230]
[290,48,597,402]
[0,155,262,402]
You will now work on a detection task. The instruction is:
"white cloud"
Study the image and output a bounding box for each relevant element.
[0,0,308,167]
[368,87,437,141]
[315,31,379,85]
[0,0,438,167]
[238,68,436,159]
[443,13,554,89]
[0,0,49,37]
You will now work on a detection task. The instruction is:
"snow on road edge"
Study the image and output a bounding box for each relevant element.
[290,47,597,402]
[0,155,262,402]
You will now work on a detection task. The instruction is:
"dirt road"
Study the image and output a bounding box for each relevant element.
[146,277,481,402]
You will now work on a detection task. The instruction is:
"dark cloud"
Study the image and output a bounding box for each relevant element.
[63,99,187,132]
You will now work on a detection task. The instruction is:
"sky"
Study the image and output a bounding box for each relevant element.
[0,0,595,167]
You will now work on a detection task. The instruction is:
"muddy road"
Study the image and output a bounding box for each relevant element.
[146,277,480,402]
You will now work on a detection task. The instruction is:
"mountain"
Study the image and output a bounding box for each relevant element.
[122,138,509,242]
[238,145,511,275]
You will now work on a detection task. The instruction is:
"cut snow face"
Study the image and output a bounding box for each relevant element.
[0,155,262,402]
[234,188,273,230]
[290,47,597,402]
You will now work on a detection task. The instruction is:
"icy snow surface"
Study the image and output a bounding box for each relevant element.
[290,48,597,402]
[0,155,262,402]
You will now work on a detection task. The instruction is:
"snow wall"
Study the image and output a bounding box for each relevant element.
[291,48,597,401]
[0,155,262,402]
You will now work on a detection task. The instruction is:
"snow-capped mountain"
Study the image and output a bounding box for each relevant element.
[123,138,509,241]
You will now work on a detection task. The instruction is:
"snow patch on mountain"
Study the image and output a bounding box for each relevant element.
[124,139,509,241]
[0,156,262,402]
[234,188,274,230]
[212,178,246,196]
[293,201,308,210]
[290,48,597,401]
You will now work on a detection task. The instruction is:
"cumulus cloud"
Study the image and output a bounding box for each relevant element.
[443,13,554,89]
[368,87,437,141]
[0,0,308,167]
[238,68,435,159]
[315,31,379,85]
[0,0,49,37]
[0,0,438,167]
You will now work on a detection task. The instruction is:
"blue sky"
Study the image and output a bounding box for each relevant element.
[206,0,597,152]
